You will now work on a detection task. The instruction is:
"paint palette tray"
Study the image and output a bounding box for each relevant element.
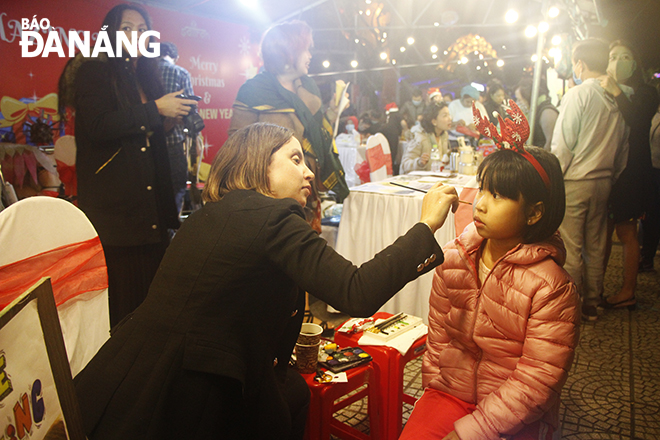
[364,314,423,342]
[319,347,372,373]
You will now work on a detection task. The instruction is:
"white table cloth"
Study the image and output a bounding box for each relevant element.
[335,174,473,323]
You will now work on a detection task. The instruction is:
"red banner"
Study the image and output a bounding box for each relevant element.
[0,0,261,162]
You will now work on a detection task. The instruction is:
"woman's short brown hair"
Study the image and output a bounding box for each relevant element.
[260,20,313,75]
[202,123,294,203]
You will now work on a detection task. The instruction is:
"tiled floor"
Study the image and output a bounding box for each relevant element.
[328,244,660,439]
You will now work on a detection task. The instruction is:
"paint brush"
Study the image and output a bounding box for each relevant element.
[390,182,472,204]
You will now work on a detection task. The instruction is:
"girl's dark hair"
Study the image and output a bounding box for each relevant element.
[609,40,645,87]
[476,146,565,244]
[420,102,448,134]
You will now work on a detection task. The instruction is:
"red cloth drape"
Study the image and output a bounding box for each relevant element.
[0,236,108,310]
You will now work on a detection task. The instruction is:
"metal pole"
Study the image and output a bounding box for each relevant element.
[528,0,548,146]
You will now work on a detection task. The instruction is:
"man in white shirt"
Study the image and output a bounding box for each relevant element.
[448,85,488,131]
[551,39,629,321]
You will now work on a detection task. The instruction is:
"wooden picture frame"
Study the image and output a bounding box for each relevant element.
[0,277,85,440]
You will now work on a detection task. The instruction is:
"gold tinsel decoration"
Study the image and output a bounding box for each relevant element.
[438,34,498,72]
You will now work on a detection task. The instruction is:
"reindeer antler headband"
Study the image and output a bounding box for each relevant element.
[472,100,551,190]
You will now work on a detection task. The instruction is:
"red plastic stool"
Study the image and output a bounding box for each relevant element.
[334,312,427,440]
[303,363,381,440]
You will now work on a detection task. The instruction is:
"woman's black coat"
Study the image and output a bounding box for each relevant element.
[74,59,179,246]
[74,190,443,439]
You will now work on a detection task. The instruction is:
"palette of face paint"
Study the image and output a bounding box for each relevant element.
[363,314,423,342]
[319,347,372,373]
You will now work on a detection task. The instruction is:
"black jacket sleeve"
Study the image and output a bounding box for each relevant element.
[615,84,660,133]
[264,201,444,317]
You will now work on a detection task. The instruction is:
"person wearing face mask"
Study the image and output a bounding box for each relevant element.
[550,39,629,321]
[597,41,660,310]
[58,4,193,327]
[402,87,427,131]
[344,115,358,135]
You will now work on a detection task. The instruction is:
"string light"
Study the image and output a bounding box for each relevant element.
[505,9,519,23]
[430,45,438,53]
[496,59,504,67]
[322,60,330,68]
[548,6,560,18]
[525,25,538,38]
[538,21,549,33]
[380,52,387,60]
[350,60,358,68]
[407,37,415,45]
[551,35,562,45]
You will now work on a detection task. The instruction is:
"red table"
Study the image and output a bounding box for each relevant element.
[334,312,427,440]
[302,363,380,440]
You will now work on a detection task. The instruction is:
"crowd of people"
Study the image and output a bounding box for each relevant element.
[39,4,660,439]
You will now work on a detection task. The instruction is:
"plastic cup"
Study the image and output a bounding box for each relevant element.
[298,323,323,346]
[295,342,321,373]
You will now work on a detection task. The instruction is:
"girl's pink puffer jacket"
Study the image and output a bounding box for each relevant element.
[423,223,579,440]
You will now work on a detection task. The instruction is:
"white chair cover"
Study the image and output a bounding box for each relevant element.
[0,196,110,375]
[365,133,392,182]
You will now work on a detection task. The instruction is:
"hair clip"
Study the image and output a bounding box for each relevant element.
[472,99,551,190]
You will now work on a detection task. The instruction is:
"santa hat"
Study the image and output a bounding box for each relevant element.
[385,102,399,114]
[428,88,442,100]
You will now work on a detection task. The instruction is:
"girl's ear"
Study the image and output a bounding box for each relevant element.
[526,201,544,226]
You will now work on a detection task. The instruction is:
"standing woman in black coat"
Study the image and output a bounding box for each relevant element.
[65,4,198,326]
[599,40,660,309]
[74,122,458,439]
